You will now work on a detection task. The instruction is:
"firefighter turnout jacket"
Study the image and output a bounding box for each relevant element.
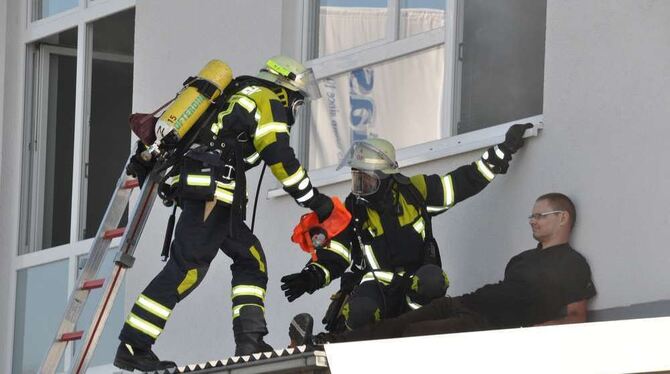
[307,148,507,290]
[162,77,317,210]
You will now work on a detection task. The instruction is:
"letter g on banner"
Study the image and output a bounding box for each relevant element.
[349,67,375,141]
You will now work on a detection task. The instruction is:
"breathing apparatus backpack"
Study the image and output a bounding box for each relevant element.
[129,59,233,161]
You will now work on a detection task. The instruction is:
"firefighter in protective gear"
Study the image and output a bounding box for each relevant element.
[280,124,533,331]
[116,55,332,372]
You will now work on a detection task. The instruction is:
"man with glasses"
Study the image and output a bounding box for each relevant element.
[281,123,533,336]
[291,192,596,344]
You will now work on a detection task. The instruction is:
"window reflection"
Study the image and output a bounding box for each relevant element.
[318,0,388,57]
[13,260,68,373]
[309,46,445,169]
[32,0,79,21]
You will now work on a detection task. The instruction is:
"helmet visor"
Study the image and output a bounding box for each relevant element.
[351,169,380,196]
[336,141,398,172]
[296,67,321,100]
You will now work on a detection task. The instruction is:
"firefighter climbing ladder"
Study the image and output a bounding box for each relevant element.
[39,164,162,374]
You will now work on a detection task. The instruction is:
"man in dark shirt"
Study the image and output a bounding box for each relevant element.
[292,192,596,343]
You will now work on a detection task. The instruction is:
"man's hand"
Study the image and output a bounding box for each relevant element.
[308,192,334,223]
[126,140,156,186]
[281,265,325,302]
[500,123,533,154]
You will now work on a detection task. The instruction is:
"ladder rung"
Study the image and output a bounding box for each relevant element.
[81,279,105,290]
[123,179,140,189]
[103,228,125,239]
[60,331,84,341]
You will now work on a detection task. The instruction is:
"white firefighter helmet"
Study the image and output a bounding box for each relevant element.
[337,138,399,174]
[337,138,399,196]
[257,55,321,100]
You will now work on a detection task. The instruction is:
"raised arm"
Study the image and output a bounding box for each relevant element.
[417,123,533,216]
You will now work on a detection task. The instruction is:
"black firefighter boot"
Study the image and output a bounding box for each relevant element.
[113,342,177,372]
[233,306,273,356]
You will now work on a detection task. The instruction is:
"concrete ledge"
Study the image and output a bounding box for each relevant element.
[589,299,670,322]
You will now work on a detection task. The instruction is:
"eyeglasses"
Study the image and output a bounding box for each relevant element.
[528,210,564,220]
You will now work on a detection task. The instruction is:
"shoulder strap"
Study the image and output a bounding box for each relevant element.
[396,175,434,242]
[345,195,366,270]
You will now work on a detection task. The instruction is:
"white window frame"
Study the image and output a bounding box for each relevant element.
[271,0,542,197]
[302,0,460,155]
[19,0,135,254]
[8,1,135,372]
[28,45,78,252]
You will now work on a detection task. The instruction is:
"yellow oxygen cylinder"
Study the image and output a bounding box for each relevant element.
[151,59,233,154]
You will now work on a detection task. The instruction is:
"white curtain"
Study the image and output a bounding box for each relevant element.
[309,7,446,169]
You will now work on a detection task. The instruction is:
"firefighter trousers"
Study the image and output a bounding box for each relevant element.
[343,264,448,330]
[334,296,489,343]
[119,199,268,349]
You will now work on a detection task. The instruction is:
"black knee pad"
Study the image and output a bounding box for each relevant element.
[343,296,381,330]
[407,264,449,306]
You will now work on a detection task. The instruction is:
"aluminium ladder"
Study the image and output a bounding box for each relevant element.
[39,162,163,374]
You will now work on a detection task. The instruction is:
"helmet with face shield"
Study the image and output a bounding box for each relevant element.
[257,55,321,122]
[337,138,399,196]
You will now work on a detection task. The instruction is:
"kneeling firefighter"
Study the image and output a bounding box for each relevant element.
[281,124,533,333]
[115,56,339,372]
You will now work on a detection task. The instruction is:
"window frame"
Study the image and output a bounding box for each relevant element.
[27,44,78,252]
[270,0,544,196]
[19,0,135,254]
[298,0,464,171]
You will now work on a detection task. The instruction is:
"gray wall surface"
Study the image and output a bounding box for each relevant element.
[0,0,6,170]
[0,0,8,368]
[0,0,19,371]
[540,0,670,307]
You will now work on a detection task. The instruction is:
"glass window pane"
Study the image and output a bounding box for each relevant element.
[32,0,79,21]
[318,0,388,57]
[308,46,444,169]
[23,29,77,252]
[400,0,446,38]
[458,0,545,133]
[13,260,69,374]
[43,52,76,249]
[73,251,125,368]
[84,9,134,239]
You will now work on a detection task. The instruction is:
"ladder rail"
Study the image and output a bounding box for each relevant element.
[72,176,160,373]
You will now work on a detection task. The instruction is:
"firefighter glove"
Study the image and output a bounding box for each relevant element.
[281,265,325,302]
[308,192,334,223]
[126,140,156,186]
[500,123,533,154]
